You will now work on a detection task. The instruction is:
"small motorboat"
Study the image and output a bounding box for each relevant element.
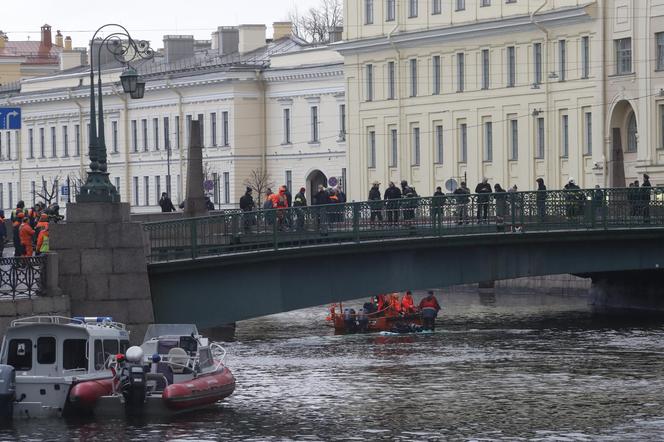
[71,324,235,417]
[326,298,423,335]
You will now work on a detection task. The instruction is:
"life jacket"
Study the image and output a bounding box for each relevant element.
[402,295,415,312]
[38,230,49,253]
[419,296,441,312]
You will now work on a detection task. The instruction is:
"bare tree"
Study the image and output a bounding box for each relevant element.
[243,168,275,205]
[289,0,343,44]
[35,176,61,206]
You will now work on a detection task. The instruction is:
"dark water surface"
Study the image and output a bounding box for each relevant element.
[3,292,664,441]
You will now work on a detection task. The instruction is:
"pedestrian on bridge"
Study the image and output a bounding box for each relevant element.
[453,182,470,225]
[475,178,492,223]
[432,186,445,229]
[293,187,307,231]
[384,182,402,224]
[419,290,441,331]
[536,178,547,221]
[368,181,383,223]
[240,187,256,233]
[493,184,507,230]
[641,173,652,223]
[159,192,176,213]
[19,217,35,257]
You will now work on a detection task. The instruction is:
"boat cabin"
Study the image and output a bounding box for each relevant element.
[0,316,129,377]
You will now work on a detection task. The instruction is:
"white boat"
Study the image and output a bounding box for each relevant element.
[0,315,129,418]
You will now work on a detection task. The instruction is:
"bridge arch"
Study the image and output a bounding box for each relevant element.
[306,169,327,201]
[608,99,639,187]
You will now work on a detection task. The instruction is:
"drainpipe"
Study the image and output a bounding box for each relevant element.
[531,0,552,188]
[387,24,403,187]
[166,78,185,203]
[111,85,129,202]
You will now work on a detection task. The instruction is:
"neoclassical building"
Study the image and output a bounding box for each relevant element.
[0,24,346,212]
[338,0,664,199]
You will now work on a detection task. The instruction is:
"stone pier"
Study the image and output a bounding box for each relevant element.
[590,270,664,312]
[50,202,154,343]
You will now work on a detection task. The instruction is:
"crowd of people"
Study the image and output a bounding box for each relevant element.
[3,200,55,258]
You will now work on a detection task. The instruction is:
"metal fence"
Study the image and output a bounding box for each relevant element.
[144,187,664,263]
[0,256,47,299]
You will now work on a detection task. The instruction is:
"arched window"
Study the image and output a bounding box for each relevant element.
[627,112,638,153]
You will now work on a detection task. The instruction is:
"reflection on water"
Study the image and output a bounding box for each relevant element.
[3,292,664,441]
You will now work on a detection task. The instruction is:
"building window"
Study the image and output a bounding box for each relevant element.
[8,183,12,209]
[283,108,291,144]
[615,38,632,75]
[510,119,518,160]
[386,0,396,21]
[131,120,137,152]
[133,176,139,206]
[481,49,490,90]
[28,128,34,159]
[339,104,346,141]
[389,128,398,167]
[412,126,420,166]
[627,112,637,153]
[6,133,11,160]
[409,0,418,18]
[435,124,443,164]
[459,122,467,162]
[175,115,180,150]
[155,175,161,204]
[537,117,545,159]
[163,117,170,151]
[507,46,516,87]
[410,58,418,97]
[0,184,3,210]
[432,56,441,95]
[561,114,569,158]
[153,118,159,150]
[185,115,192,147]
[456,0,465,11]
[144,176,150,206]
[387,61,396,99]
[50,127,57,157]
[75,124,81,156]
[481,0,490,5]
[285,170,292,193]
[311,106,319,142]
[559,40,566,81]
[366,64,373,101]
[63,126,69,157]
[31,181,36,206]
[111,122,117,154]
[197,114,204,146]
[534,43,542,85]
[210,112,217,147]
[432,0,441,14]
[141,119,148,151]
[223,172,230,204]
[657,33,664,71]
[115,177,121,196]
[584,111,592,155]
[222,111,229,146]
[368,129,376,168]
[581,36,590,78]
[484,121,493,162]
[457,53,465,92]
[39,128,45,158]
[365,0,374,24]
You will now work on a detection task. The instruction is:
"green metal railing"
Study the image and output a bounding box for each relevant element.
[144,187,664,263]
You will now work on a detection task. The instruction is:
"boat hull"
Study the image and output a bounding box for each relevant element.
[162,367,235,411]
[332,313,423,334]
[68,378,115,410]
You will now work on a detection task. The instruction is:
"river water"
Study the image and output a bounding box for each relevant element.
[3,291,664,441]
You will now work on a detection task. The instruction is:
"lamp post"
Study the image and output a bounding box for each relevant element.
[77,24,153,203]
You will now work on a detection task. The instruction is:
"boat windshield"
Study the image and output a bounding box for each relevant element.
[143,324,199,342]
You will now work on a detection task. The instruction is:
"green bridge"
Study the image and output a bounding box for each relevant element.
[144,188,664,327]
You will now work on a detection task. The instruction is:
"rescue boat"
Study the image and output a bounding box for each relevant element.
[326,297,423,335]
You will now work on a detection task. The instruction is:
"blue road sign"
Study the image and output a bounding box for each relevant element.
[0,108,21,130]
[61,185,70,196]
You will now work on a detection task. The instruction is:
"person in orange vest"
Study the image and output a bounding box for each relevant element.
[271,186,289,230]
[36,223,49,255]
[35,213,49,236]
[418,290,441,331]
[401,290,416,314]
[19,217,36,257]
[389,293,401,314]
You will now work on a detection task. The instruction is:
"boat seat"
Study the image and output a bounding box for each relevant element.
[167,347,189,374]
[152,363,174,390]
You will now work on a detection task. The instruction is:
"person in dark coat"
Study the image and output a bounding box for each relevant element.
[493,183,507,230]
[368,182,383,223]
[239,187,256,233]
[453,182,470,225]
[475,178,492,223]
[642,173,652,223]
[563,178,581,219]
[205,197,215,211]
[384,182,402,224]
[159,192,177,213]
[401,180,418,221]
[432,186,445,228]
[312,185,330,231]
[293,187,307,231]
[536,178,547,221]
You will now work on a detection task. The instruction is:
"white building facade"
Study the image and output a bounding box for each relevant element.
[0,26,346,212]
[338,0,664,200]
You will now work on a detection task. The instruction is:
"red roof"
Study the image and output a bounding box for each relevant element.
[0,41,62,65]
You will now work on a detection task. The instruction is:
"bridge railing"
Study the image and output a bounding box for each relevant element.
[143,187,664,263]
[0,256,48,299]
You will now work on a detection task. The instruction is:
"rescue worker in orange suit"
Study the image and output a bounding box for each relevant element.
[401,290,416,314]
[271,186,289,230]
[19,217,35,257]
[35,213,49,237]
[389,293,401,314]
[419,290,441,331]
[12,212,25,257]
[36,223,49,255]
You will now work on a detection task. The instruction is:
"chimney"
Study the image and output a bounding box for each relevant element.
[329,26,343,43]
[41,24,52,48]
[64,36,72,51]
[216,27,239,55]
[55,30,63,47]
[60,48,86,70]
[238,24,266,55]
[163,35,195,63]
[272,22,292,40]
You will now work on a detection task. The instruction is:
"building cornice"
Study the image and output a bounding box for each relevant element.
[334,5,594,55]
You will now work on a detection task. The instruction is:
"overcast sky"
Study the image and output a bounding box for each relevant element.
[2,0,322,48]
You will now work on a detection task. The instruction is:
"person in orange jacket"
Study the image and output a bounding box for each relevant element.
[419,290,441,331]
[19,217,35,257]
[37,224,49,255]
[401,290,416,314]
[389,293,401,313]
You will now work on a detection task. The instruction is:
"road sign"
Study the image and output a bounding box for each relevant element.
[203,180,214,192]
[445,179,458,192]
[0,108,21,130]
[328,177,338,187]
[61,185,70,196]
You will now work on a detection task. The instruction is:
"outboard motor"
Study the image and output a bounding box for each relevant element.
[0,365,16,419]
[120,346,147,413]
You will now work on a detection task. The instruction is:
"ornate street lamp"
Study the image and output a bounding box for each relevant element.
[77,24,154,203]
